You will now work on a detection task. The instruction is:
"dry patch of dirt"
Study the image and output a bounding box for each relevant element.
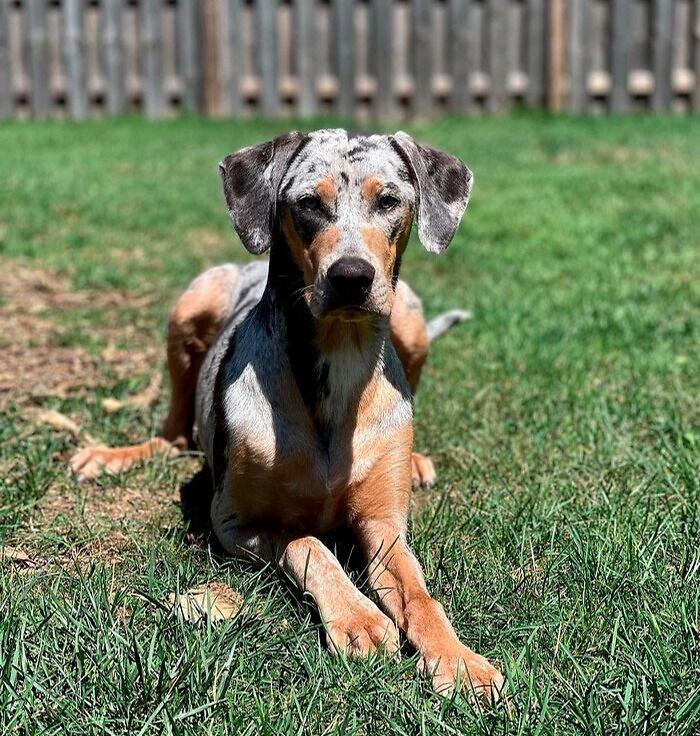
[0,259,160,406]
[1,259,202,567]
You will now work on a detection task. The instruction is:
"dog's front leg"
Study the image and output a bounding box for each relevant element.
[355,518,504,702]
[215,520,399,658]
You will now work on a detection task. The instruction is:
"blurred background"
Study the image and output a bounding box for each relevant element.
[2,0,699,122]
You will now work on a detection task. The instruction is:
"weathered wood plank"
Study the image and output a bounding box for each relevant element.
[488,0,507,112]
[27,0,49,118]
[294,0,314,117]
[334,0,354,116]
[651,0,673,112]
[102,0,124,116]
[609,0,630,112]
[448,0,471,113]
[201,0,220,116]
[0,0,10,118]
[548,0,565,111]
[141,0,164,118]
[257,0,278,117]
[411,0,432,117]
[568,0,590,112]
[64,0,87,119]
[372,0,393,119]
[178,0,201,113]
[526,0,546,106]
[694,0,700,112]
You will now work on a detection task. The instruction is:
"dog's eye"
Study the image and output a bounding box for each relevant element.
[297,195,322,211]
[378,195,400,211]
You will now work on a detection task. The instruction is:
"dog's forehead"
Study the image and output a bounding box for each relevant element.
[281,129,408,193]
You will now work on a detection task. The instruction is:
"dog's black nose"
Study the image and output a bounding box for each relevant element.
[327,257,375,303]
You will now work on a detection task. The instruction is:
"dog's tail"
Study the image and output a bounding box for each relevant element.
[426,309,472,344]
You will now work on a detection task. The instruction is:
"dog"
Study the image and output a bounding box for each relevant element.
[70,129,504,701]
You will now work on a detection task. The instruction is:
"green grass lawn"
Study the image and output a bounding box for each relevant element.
[1,114,699,735]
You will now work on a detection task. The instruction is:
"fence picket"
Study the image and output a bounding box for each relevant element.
[27,0,49,118]
[334,0,354,117]
[610,0,630,112]
[694,0,700,112]
[526,0,545,106]
[568,0,589,112]
[651,0,672,112]
[449,0,471,113]
[102,0,124,116]
[295,0,315,117]
[64,0,87,119]
[257,0,278,117]
[488,0,507,112]
[179,0,201,113]
[372,0,393,119]
[411,0,432,117]
[0,0,10,118]
[141,0,164,118]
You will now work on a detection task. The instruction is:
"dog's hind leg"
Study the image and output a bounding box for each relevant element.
[390,282,436,488]
[70,265,240,482]
[390,280,469,489]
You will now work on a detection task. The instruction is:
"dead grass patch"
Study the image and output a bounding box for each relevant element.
[0,259,161,406]
[1,258,201,566]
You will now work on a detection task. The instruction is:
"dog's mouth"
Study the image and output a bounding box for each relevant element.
[327,305,375,321]
[314,297,382,322]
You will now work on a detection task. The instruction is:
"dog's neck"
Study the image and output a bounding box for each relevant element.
[264,236,389,419]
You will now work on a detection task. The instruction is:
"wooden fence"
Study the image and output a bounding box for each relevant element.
[1,0,699,120]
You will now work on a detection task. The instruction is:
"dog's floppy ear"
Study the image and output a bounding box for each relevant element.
[390,131,473,254]
[219,131,308,254]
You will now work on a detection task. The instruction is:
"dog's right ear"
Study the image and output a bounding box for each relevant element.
[219,132,308,254]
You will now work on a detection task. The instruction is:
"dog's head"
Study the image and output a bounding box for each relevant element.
[219,129,472,320]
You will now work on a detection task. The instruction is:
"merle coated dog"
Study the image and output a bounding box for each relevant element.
[71,129,503,701]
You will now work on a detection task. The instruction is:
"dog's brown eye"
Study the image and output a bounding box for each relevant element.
[378,195,400,211]
[297,195,321,211]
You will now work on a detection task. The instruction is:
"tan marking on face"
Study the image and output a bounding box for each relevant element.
[308,224,342,270]
[282,210,341,299]
[362,176,384,201]
[361,225,395,283]
[316,176,337,201]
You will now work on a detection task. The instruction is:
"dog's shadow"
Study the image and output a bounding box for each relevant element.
[178,463,215,540]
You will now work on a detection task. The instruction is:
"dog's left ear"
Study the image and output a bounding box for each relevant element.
[390,131,473,254]
[219,131,308,254]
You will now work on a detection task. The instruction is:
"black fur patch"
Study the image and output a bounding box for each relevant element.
[268,234,327,414]
[290,202,336,245]
[211,330,238,494]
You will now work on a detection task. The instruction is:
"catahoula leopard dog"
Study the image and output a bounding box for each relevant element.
[70,129,504,701]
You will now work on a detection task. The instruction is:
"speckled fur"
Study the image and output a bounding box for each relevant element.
[70,129,503,702]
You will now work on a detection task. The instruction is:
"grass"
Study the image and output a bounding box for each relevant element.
[1,113,699,735]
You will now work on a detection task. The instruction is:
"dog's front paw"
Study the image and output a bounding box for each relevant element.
[419,645,504,703]
[411,452,436,489]
[324,600,399,659]
[69,438,174,481]
[70,446,132,481]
